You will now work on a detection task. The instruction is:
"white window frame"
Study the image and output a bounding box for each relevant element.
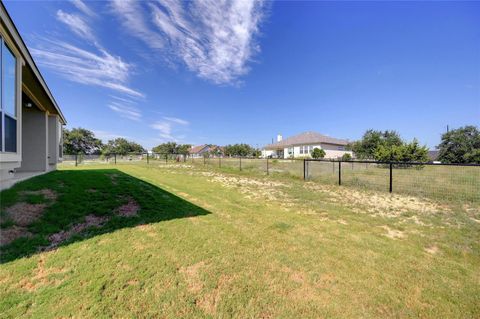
[0,26,23,163]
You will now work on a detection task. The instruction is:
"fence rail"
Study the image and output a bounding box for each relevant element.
[61,153,480,203]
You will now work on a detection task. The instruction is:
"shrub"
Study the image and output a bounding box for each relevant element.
[341,153,352,161]
[311,148,326,159]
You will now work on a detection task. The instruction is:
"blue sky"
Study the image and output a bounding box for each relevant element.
[5,0,480,149]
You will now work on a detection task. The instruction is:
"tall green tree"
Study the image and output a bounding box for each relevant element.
[63,128,103,155]
[224,144,256,157]
[102,138,145,155]
[152,142,192,154]
[437,126,480,163]
[350,130,402,159]
[374,139,429,163]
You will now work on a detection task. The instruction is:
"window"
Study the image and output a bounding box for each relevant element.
[1,37,17,153]
[337,146,344,151]
[300,146,304,154]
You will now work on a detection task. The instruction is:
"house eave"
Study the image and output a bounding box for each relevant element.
[0,2,66,124]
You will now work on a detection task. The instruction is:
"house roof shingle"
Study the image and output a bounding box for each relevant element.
[190,145,208,154]
[264,131,349,150]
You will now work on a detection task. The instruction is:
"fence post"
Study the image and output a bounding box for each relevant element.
[338,161,342,185]
[114,153,117,165]
[303,159,306,180]
[240,157,242,171]
[75,154,78,167]
[204,156,206,166]
[147,152,149,164]
[332,161,335,173]
[389,162,393,193]
[266,158,269,175]
[219,157,221,168]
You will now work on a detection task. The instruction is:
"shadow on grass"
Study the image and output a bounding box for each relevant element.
[0,169,210,263]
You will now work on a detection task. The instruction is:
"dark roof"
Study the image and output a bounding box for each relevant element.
[264,131,349,150]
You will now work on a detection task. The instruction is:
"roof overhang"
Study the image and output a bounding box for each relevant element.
[0,2,66,124]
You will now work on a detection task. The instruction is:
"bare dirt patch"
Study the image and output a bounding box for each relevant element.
[115,197,140,217]
[108,173,119,185]
[380,225,406,239]
[304,182,449,221]
[4,203,47,226]
[179,261,206,293]
[2,189,58,228]
[46,215,108,249]
[21,189,57,200]
[0,226,32,246]
[204,172,291,203]
[425,245,439,254]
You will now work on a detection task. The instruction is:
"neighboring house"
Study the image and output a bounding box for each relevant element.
[189,145,223,158]
[262,131,352,159]
[428,150,440,162]
[0,3,66,190]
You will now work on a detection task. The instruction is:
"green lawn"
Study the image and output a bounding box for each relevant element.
[1,163,479,318]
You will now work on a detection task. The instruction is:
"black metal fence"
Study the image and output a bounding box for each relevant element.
[61,153,480,203]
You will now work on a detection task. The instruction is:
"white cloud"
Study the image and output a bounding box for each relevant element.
[56,9,95,42]
[92,130,130,142]
[111,0,267,85]
[31,39,144,98]
[162,116,189,125]
[150,116,189,141]
[71,0,97,17]
[151,121,172,135]
[108,101,142,121]
[110,0,165,49]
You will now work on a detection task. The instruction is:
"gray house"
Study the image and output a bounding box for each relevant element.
[0,3,66,190]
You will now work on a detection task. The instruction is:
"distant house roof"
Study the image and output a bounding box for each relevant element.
[428,150,439,161]
[190,145,224,154]
[190,145,208,154]
[264,131,349,150]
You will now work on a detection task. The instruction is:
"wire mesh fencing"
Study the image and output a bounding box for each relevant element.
[306,159,480,203]
[61,153,480,203]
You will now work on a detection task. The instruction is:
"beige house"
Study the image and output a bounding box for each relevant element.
[262,131,352,159]
[0,3,66,190]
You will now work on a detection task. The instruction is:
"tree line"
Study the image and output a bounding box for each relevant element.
[350,125,479,164]
[63,125,480,163]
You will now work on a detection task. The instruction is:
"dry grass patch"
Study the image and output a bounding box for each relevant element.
[380,225,406,239]
[304,182,450,220]
[0,226,32,246]
[1,189,58,230]
[18,255,69,292]
[47,215,108,249]
[424,245,439,255]
[20,189,57,200]
[4,202,47,227]
[196,274,234,315]
[115,197,140,217]
[179,261,206,293]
